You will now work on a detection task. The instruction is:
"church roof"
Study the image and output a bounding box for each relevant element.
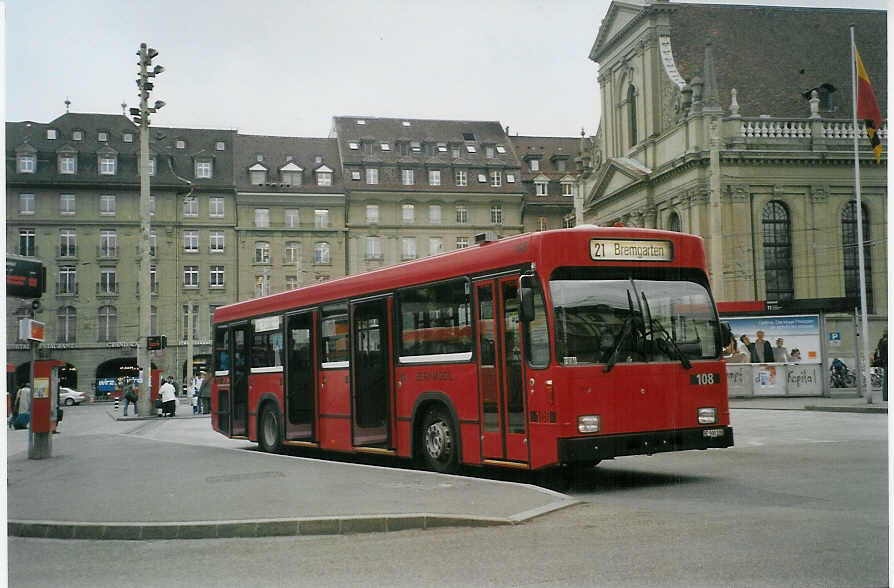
[666,3,886,119]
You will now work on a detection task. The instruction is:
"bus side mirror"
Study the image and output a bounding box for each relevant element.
[519,276,536,322]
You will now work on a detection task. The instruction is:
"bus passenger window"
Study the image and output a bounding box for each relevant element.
[321,304,349,366]
[214,327,230,372]
[523,277,550,368]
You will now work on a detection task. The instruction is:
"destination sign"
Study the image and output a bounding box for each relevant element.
[589,239,673,262]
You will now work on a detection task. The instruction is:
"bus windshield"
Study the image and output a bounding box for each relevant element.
[551,275,720,366]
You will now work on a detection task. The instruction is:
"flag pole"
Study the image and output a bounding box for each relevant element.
[849,24,873,403]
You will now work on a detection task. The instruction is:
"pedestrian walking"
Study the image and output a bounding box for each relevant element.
[876,330,887,402]
[198,371,211,415]
[159,376,177,417]
[122,377,138,416]
[11,382,31,430]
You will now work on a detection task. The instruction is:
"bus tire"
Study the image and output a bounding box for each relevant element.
[258,404,282,453]
[420,406,459,474]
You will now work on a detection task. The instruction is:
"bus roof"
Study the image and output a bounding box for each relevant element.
[213,226,707,325]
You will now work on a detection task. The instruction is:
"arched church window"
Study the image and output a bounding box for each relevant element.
[841,201,873,310]
[627,85,637,147]
[667,211,681,232]
[762,201,793,301]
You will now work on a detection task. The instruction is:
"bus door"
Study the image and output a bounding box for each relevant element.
[350,297,391,447]
[285,311,316,440]
[230,323,250,437]
[475,277,528,464]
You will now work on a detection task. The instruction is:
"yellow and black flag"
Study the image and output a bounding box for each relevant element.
[855,47,882,163]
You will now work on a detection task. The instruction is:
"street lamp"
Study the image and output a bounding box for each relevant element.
[133,43,164,417]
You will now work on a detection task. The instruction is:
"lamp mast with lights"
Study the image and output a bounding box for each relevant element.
[131,43,164,417]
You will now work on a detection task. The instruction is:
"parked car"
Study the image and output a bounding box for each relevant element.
[59,387,87,406]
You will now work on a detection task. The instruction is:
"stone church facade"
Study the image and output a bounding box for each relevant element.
[580,0,887,314]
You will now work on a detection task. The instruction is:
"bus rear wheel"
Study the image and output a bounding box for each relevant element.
[420,407,458,474]
[258,405,282,453]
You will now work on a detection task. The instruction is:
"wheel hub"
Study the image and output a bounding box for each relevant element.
[425,420,451,460]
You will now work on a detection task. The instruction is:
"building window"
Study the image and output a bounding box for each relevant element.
[556,159,567,172]
[314,209,329,228]
[477,173,487,183]
[215,141,226,151]
[491,170,502,187]
[762,201,793,301]
[195,160,212,179]
[99,268,117,295]
[437,143,447,153]
[456,205,468,224]
[314,242,330,264]
[842,201,873,308]
[401,169,415,186]
[183,197,199,217]
[123,133,133,143]
[150,231,157,257]
[150,266,158,294]
[351,171,361,181]
[285,209,300,228]
[98,306,117,342]
[250,165,267,185]
[506,173,516,183]
[456,237,469,249]
[254,241,271,264]
[19,228,35,256]
[451,145,461,158]
[98,132,108,142]
[20,193,35,215]
[401,237,417,260]
[147,158,156,176]
[628,84,638,147]
[47,129,57,140]
[209,265,225,288]
[496,145,506,154]
[410,141,422,152]
[348,142,359,150]
[182,304,199,339]
[58,266,77,295]
[485,146,495,159]
[149,194,156,216]
[466,144,477,153]
[316,170,333,186]
[58,154,76,175]
[429,237,443,256]
[538,217,548,232]
[99,230,118,258]
[529,159,540,172]
[561,182,573,197]
[535,181,548,197]
[366,236,383,260]
[151,306,158,335]
[284,242,300,264]
[429,170,441,186]
[18,154,35,174]
[209,197,225,217]
[60,193,76,215]
[563,216,576,229]
[56,306,77,343]
[380,142,391,151]
[59,230,77,257]
[176,140,185,149]
[183,266,199,288]
[366,168,379,184]
[210,231,225,253]
[282,169,302,185]
[429,204,442,224]
[100,194,116,216]
[490,204,503,224]
[286,276,298,290]
[402,203,415,224]
[254,208,270,227]
[183,230,199,252]
[668,211,681,232]
[72,130,84,141]
[366,204,379,224]
[99,156,117,175]
[254,275,270,298]
[455,169,467,186]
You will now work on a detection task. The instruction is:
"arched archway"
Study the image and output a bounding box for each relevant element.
[95,357,157,398]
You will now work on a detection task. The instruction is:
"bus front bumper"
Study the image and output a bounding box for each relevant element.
[558,426,734,464]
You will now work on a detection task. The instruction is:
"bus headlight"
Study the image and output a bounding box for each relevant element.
[697,407,717,424]
[578,415,601,433]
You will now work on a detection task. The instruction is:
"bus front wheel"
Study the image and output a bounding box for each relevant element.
[420,407,458,474]
[258,405,282,453]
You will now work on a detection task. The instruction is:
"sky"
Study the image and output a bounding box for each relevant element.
[4,0,889,139]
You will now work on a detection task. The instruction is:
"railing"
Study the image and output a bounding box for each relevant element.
[736,118,887,142]
[56,282,78,296]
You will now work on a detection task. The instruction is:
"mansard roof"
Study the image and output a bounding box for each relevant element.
[665,3,886,119]
[234,134,343,193]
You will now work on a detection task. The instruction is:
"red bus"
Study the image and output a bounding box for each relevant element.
[211,226,733,474]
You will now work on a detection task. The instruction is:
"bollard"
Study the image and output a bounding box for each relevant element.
[114,397,119,412]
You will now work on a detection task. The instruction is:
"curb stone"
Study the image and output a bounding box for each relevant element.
[8,500,581,541]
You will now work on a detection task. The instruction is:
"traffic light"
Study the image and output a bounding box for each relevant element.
[147,335,167,350]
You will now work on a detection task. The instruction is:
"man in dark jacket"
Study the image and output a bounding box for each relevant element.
[198,371,211,415]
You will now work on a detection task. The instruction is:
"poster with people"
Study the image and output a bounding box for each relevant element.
[723,315,821,365]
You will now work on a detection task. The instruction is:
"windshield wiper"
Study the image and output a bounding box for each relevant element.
[603,288,642,373]
[641,292,691,370]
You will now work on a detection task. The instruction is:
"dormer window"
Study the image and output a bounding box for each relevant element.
[348,142,360,150]
[463,132,475,141]
[535,178,549,196]
[279,161,303,186]
[437,143,447,152]
[466,144,477,153]
[529,158,540,171]
[47,129,57,140]
[315,165,333,186]
[176,140,186,149]
[58,150,77,175]
[249,163,268,185]
[72,130,83,141]
[356,119,366,125]
[256,153,264,162]
[485,145,495,159]
[98,153,117,175]
[98,132,108,142]
[380,142,391,151]
[16,146,36,174]
[410,141,422,152]
[215,141,226,151]
[123,133,133,143]
[402,121,411,127]
[496,145,506,154]
[195,159,212,179]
